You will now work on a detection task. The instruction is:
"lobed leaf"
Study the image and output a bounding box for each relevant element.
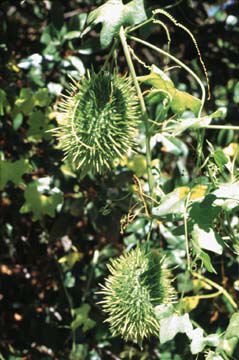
[0,159,32,190]
[84,0,147,48]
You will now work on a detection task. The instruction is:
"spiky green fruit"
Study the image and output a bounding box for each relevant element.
[52,71,140,176]
[99,246,176,344]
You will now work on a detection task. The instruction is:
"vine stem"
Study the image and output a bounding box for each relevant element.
[201,124,239,130]
[128,35,205,117]
[101,39,119,72]
[185,290,222,301]
[119,27,154,202]
[56,260,76,351]
[183,194,191,271]
[193,272,238,310]
[128,34,206,169]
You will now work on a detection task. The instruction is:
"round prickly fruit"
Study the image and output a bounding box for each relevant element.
[99,246,176,344]
[53,71,140,176]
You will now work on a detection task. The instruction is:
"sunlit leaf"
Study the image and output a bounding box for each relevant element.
[163,108,226,136]
[179,296,199,313]
[20,180,63,221]
[189,328,220,354]
[192,240,217,273]
[192,224,223,255]
[159,313,193,344]
[224,312,239,340]
[84,0,147,48]
[138,65,202,116]
[213,182,239,211]
[58,251,83,269]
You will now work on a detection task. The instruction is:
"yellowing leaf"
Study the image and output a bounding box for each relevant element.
[179,186,190,199]
[180,296,199,312]
[153,186,190,216]
[223,143,238,157]
[127,154,147,177]
[190,185,208,201]
[59,252,83,269]
[193,279,212,291]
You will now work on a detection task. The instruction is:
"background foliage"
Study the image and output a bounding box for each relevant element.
[0,0,239,359]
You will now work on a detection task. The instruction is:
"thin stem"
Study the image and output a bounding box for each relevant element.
[56,260,76,351]
[183,194,191,271]
[128,35,205,117]
[82,249,99,302]
[186,290,222,300]
[193,272,238,310]
[128,17,153,33]
[201,124,239,131]
[119,27,154,201]
[101,39,119,72]
[128,34,207,169]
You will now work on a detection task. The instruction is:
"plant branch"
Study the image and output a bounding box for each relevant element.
[128,34,205,117]
[119,27,154,202]
[56,260,76,351]
[183,194,191,271]
[201,124,239,130]
[128,34,208,170]
[193,272,238,310]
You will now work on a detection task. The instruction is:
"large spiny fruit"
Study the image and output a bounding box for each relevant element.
[99,246,176,345]
[53,71,140,176]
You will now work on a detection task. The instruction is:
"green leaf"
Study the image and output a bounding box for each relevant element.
[138,65,202,116]
[155,304,174,321]
[20,180,63,221]
[189,328,220,354]
[192,240,217,273]
[153,134,188,156]
[163,108,226,136]
[214,148,229,170]
[15,88,35,114]
[159,313,193,344]
[189,328,204,354]
[68,56,85,75]
[172,90,201,117]
[0,89,7,116]
[217,313,239,356]
[233,82,239,103]
[0,159,32,190]
[84,0,147,48]
[224,312,239,340]
[153,187,190,216]
[34,88,51,107]
[12,113,23,130]
[71,304,96,332]
[189,195,221,230]
[27,110,53,141]
[64,30,82,40]
[69,344,88,360]
[205,352,223,360]
[191,224,223,255]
